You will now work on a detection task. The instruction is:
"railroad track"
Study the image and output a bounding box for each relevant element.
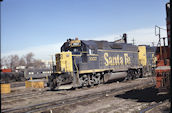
[1,79,118,103]
[2,84,98,105]
[2,83,100,104]
[139,102,162,113]
[139,100,170,113]
[1,88,45,99]
[2,79,155,113]
[11,82,25,88]
[2,81,47,100]
[1,88,69,105]
[2,91,40,99]
[1,91,46,103]
[10,79,47,88]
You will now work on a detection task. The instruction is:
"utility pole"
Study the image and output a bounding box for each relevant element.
[155,25,166,59]
[152,42,155,47]
[132,38,135,45]
[51,55,54,73]
[49,55,54,74]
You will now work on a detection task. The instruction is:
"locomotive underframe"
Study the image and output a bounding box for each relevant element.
[48,66,153,90]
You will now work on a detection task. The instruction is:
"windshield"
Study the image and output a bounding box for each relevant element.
[70,47,81,54]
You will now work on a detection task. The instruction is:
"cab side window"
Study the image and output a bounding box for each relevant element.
[82,53,87,63]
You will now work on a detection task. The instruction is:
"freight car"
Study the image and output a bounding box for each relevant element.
[0,70,25,83]
[0,68,52,83]
[24,68,52,80]
[47,34,156,90]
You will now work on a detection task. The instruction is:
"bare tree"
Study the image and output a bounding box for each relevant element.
[19,56,26,66]
[1,56,11,68]
[1,55,20,71]
[33,59,46,68]
[9,55,20,71]
[25,52,34,68]
[1,52,47,71]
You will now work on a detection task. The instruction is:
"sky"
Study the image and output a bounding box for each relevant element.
[1,0,169,60]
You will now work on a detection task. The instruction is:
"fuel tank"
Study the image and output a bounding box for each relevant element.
[104,72,127,83]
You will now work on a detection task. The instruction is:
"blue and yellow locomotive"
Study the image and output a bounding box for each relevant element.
[47,34,156,90]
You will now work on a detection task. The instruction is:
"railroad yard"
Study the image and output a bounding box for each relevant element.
[1,1,170,113]
[1,77,170,113]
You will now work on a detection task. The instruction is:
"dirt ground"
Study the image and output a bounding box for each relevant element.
[1,77,170,113]
[44,86,170,113]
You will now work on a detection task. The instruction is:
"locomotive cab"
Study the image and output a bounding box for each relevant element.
[56,38,82,73]
[61,38,83,54]
[48,38,89,90]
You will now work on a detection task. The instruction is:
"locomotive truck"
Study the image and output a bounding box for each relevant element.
[47,34,156,90]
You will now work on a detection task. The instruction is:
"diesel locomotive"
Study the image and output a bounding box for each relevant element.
[47,34,156,90]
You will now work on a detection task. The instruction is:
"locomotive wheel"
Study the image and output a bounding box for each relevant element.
[138,69,143,78]
[92,74,100,85]
[96,75,101,84]
[88,75,94,87]
[49,77,56,91]
[49,77,62,90]
[49,82,56,91]
[83,75,89,86]
[79,75,89,87]
[48,75,61,90]
[125,70,133,81]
